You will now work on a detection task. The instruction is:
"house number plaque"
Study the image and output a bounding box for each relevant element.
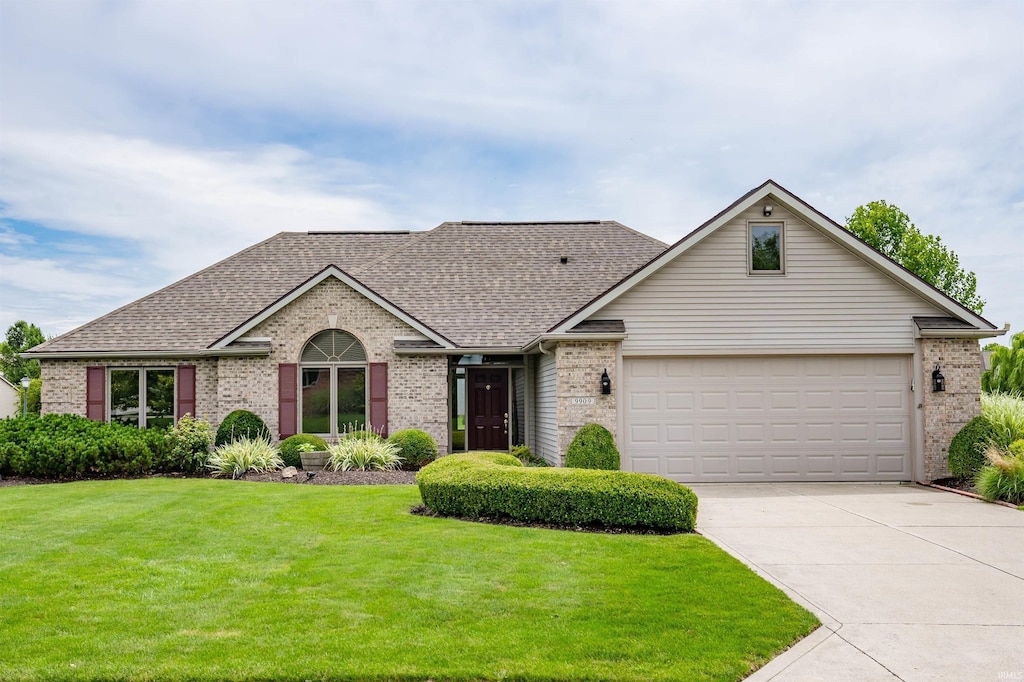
[570,397,596,406]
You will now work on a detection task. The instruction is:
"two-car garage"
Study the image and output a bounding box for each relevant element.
[622,355,913,482]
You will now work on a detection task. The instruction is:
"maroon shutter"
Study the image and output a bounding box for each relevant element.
[369,362,388,437]
[278,363,298,439]
[176,365,196,419]
[86,366,106,421]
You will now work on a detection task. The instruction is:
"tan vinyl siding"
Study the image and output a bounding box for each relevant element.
[534,352,558,465]
[596,204,947,354]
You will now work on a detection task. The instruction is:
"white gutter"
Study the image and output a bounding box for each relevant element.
[916,323,1010,339]
[522,332,628,353]
[391,346,523,356]
[21,346,272,360]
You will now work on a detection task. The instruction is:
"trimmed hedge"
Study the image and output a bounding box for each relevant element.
[214,410,271,447]
[565,423,619,470]
[279,434,329,468]
[949,416,999,480]
[388,429,438,469]
[416,452,698,532]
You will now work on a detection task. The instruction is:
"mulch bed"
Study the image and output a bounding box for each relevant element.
[931,477,974,493]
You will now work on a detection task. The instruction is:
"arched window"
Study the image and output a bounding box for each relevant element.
[300,330,367,436]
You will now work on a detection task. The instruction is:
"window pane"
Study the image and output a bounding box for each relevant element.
[336,368,366,432]
[110,369,140,427]
[751,225,782,271]
[302,368,331,434]
[145,369,175,429]
[451,369,466,452]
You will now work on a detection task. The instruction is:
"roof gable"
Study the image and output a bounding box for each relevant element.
[213,265,454,349]
[552,180,996,333]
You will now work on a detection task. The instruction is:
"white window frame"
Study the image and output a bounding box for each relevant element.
[106,366,177,429]
[747,221,786,275]
[298,363,369,438]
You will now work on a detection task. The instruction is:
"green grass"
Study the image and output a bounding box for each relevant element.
[0,480,817,681]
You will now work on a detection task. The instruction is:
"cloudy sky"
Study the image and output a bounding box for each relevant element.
[1,0,1021,344]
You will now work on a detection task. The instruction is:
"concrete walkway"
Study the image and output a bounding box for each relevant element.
[690,483,1024,682]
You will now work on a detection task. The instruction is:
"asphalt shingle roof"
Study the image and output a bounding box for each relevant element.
[35,222,666,353]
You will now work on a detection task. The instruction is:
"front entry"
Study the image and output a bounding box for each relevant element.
[467,367,509,450]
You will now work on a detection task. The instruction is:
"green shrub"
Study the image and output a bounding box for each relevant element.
[214,410,271,447]
[160,414,213,474]
[565,423,619,470]
[982,332,1024,396]
[279,434,329,468]
[388,429,438,469]
[417,452,698,532]
[207,437,283,477]
[511,444,548,467]
[327,437,402,471]
[948,416,999,480]
[1010,440,1024,457]
[981,392,1024,446]
[974,443,1024,505]
[0,413,160,478]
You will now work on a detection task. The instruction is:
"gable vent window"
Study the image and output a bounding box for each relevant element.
[749,222,785,274]
[300,329,368,437]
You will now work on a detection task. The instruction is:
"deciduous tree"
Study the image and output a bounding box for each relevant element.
[844,201,984,313]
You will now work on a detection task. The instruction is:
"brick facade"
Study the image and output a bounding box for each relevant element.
[41,358,218,422]
[920,337,983,481]
[554,340,618,464]
[40,277,449,450]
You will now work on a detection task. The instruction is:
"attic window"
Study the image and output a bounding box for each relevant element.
[748,222,784,274]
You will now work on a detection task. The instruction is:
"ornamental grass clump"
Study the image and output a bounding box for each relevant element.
[974,440,1024,505]
[207,436,283,477]
[327,437,403,471]
[981,392,1024,445]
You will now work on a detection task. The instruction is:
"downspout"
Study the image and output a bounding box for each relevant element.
[538,340,554,355]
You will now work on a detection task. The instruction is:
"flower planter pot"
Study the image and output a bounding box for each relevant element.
[299,450,329,470]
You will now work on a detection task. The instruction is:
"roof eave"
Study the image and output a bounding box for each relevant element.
[22,346,273,360]
[916,323,1010,339]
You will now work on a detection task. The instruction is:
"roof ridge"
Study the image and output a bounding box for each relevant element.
[34,232,292,352]
[456,220,603,225]
[350,221,453,275]
[604,220,669,249]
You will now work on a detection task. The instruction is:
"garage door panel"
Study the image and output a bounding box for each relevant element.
[623,355,912,483]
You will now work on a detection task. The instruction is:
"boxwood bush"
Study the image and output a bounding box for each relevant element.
[214,410,271,447]
[948,416,999,480]
[0,414,176,478]
[388,429,438,469]
[416,452,698,532]
[279,434,329,468]
[565,423,619,470]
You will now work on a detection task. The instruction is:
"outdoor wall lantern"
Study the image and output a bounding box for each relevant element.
[601,368,612,395]
[20,375,30,417]
[932,364,946,393]
[763,205,773,217]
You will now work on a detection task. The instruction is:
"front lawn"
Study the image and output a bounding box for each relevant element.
[0,480,817,681]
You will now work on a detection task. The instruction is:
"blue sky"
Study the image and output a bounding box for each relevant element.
[1,0,1021,344]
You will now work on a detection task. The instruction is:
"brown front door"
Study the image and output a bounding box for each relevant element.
[467,368,508,451]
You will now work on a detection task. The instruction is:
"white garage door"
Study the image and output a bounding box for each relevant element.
[623,356,912,482]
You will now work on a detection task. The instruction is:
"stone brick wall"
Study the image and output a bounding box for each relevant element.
[921,337,983,481]
[242,277,449,447]
[40,358,219,422]
[555,340,618,464]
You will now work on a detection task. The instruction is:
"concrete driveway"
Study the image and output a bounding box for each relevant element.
[691,483,1024,682]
